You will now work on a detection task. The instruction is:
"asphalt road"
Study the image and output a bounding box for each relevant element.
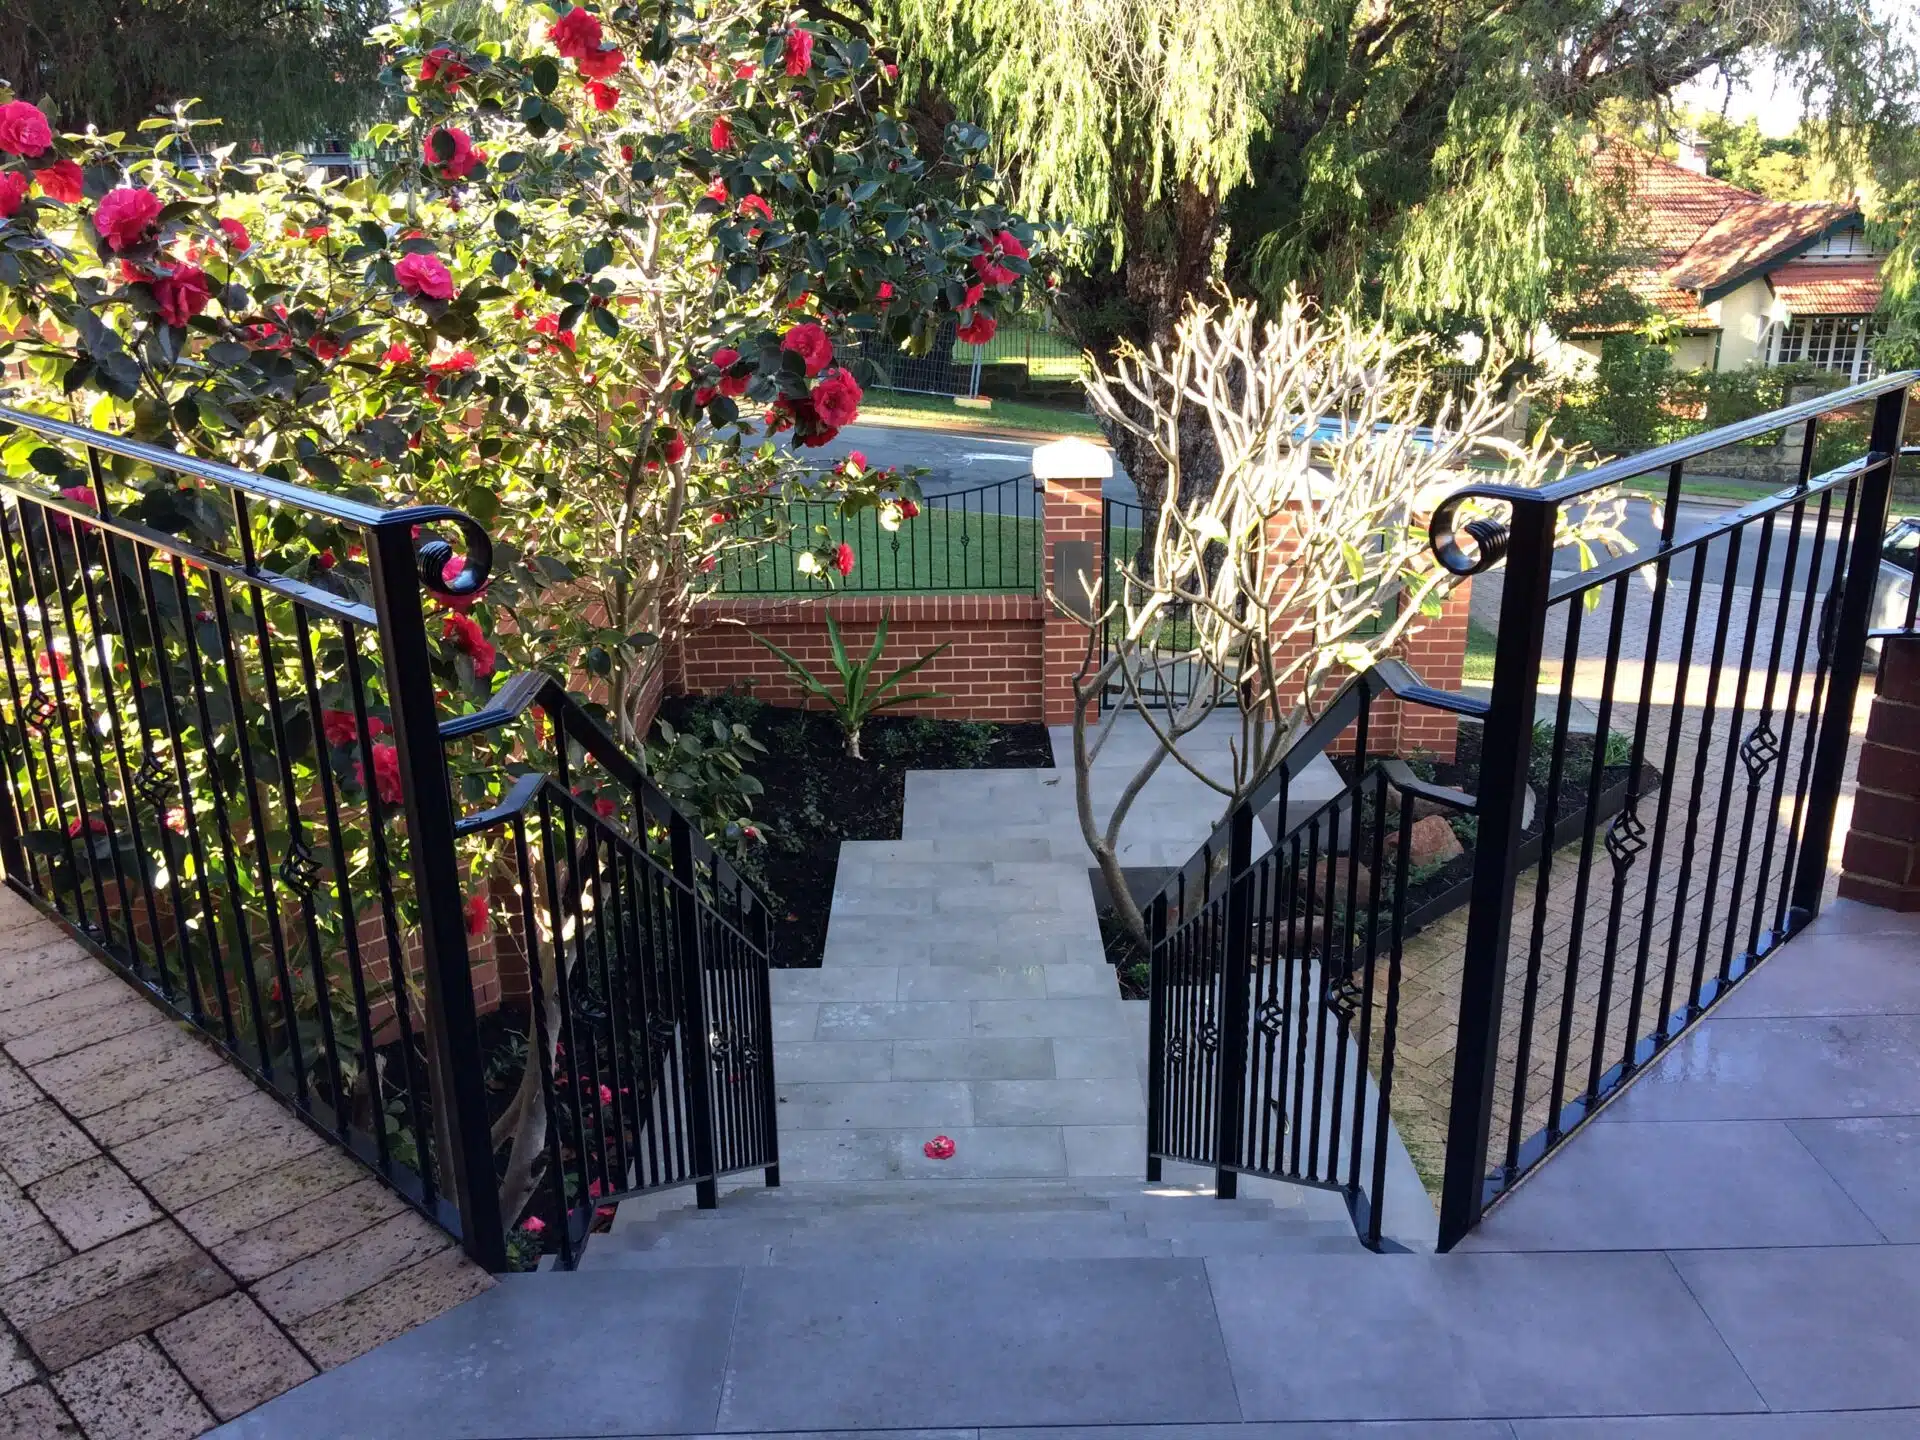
[1560,497,1853,596]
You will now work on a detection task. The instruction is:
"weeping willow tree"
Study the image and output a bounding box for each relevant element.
[0,0,390,147]
[884,0,1919,517]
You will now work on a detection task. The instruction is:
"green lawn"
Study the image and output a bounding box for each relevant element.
[858,390,1106,439]
[711,502,1041,595]
[1463,616,1498,684]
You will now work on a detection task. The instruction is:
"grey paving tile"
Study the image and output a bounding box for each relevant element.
[773,1129,899,1182]
[1787,1115,1920,1240]
[890,1039,1055,1082]
[1510,1414,1920,1438]
[971,999,1138,1038]
[776,1080,972,1131]
[212,1269,743,1439]
[718,1258,1239,1430]
[1052,1036,1145,1079]
[898,967,1048,1001]
[772,1041,894,1084]
[1461,1120,1885,1251]
[886,1126,1069,1180]
[1208,1252,1763,1421]
[1797,899,1920,936]
[830,888,935,917]
[771,1004,818,1042]
[1063,1125,1146,1177]
[1599,1015,1920,1123]
[815,1002,973,1041]
[989,1425,1515,1440]
[971,1079,1145,1127]
[770,968,900,1003]
[1044,965,1120,998]
[1715,930,1920,1018]
[1671,1243,1920,1411]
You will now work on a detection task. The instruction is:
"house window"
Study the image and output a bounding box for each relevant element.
[1804,227,1874,261]
[1770,315,1879,382]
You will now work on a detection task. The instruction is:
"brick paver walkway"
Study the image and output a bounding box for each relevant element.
[0,887,490,1439]
[1383,566,1871,1191]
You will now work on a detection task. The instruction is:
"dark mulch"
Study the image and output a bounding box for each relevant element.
[658,694,1053,967]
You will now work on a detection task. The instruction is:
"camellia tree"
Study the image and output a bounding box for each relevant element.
[0,0,1035,1246]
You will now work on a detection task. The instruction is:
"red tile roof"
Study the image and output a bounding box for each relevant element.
[1667,199,1857,292]
[1767,260,1884,315]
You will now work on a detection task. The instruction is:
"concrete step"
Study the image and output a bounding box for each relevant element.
[580,1233,1181,1268]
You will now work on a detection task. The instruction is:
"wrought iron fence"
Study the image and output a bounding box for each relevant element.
[1099,496,1211,711]
[1141,372,1916,1252]
[710,473,1041,594]
[0,407,777,1272]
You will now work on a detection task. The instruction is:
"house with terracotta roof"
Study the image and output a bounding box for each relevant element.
[1555,140,1887,382]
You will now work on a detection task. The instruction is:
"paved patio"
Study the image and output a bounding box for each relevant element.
[0,887,490,1440]
[213,896,1920,1437]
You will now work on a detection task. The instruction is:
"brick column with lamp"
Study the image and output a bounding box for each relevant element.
[1036,438,1111,725]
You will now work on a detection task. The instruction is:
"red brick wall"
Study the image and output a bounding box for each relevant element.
[1043,468,1105,724]
[1840,635,1920,911]
[673,593,1047,722]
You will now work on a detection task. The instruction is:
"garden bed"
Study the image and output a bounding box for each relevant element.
[657,694,1053,966]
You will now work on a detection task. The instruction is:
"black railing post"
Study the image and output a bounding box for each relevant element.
[755,897,781,1189]
[1145,889,1167,1183]
[366,521,506,1272]
[1790,385,1911,921]
[669,810,720,1208]
[1436,495,1558,1251]
[1213,801,1256,1200]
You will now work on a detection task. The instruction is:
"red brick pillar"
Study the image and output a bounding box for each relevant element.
[1399,580,1472,762]
[1036,439,1111,725]
[1840,634,1920,911]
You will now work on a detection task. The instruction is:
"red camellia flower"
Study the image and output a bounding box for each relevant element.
[152,263,211,327]
[321,709,387,747]
[662,431,688,464]
[357,742,405,805]
[395,251,455,300]
[876,280,893,301]
[587,81,620,111]
[164,806,188,836]
[594,796,617,820]
[704,177,729,206]
[36,158,84,204]
[783,27,814,76]
[93,186,162,253]
[780,321,833,377]
[900,498,921,519]
[532,313,576,352]
[995,228,1030,262]
[923,1134,956,1160]
[841,450,867,474]
[576,45,624,80]
[711,346,750,396]
[420,47,471,87]
[311,334,345,362]
[735,61,756,80]
[956,312,998,346]
[424,127,482,180]
[218,217,251,251]
[547,6,603,59]
[429,348,475,374]
[0,172,28,219]
[66,815,109,839]
[465,891,489,937]
[738,193,773,222]
[51,485,97,536]
[962,282,985,310]
[440,554,489,611]
[383,342,413,367]
[710,115,733,150]
[37,650,69,679]
[0,102,52,157]
[810,367,864,429]
[442,612,497,677]
[833,542,855,577]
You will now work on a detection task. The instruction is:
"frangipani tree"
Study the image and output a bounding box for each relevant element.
[1061,294,1628,953]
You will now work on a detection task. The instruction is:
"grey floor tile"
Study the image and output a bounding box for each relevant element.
[772,969,901,1003]
[971,1079,1145,1127]
[1715,931,1920,1018]
[772,1004,819,1042]
[1053,1036,1146,1079]
[1207,1252,1762,1421]
[1787,1115,1920,1240]
[1671,1244,1920,1411]
[1043,965,1121,998]
[891,1038,1055,1082]
[815,1002,974,1041]
[971,999,1139,1038]
[211,1270,742,1439]
[987,1426,1516,1440]
[717,1258,1239,1429]
[774,1129,899,1182]
[776,1080,972,1131]
[1461,1120,1884,1251]
[887,1125,1070,1179]
[1797,899,1920,937]
[1511,1413,1920,1438]
[1063,1125,1147,1176]
[899,967,1049,1001]
[774,1041,894,1084]
[1598,1015,1920,1123]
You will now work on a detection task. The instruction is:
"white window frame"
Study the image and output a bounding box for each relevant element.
[1767,314,1879,383]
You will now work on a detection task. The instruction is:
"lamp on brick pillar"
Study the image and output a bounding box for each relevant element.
[1035,438,1112,725]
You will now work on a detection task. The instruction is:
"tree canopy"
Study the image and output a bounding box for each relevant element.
[0,0,390,147]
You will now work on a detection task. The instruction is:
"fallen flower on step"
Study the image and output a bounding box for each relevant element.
[923,1135,955,1160]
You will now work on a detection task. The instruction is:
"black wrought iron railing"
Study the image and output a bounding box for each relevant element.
[1142,372,1916,1252]
[0,407,777,1272]
[709,472,1041,594]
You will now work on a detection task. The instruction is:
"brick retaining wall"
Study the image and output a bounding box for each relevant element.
[1840,634,1920,911]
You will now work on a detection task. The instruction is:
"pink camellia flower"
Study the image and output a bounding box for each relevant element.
[164,806,188,836]
[810,367,864,429]
[923,1134,956,1160]
[424,127,482,180]
[783,27,813,76]
[521,1215,547,1235]
[440,554,488,612]
[93,186,162,253]
[576,46,624,80]
[841,450,867,474]
[710,115,733,150]
[395,251,455,300]
[0,101,52,157]
[465,891,488,937]
[36,158,84,204]
[738,193,773,222]
[884,61,899,80]
[51,484,96,535]
[780,321,833,377]
[420,47,471,87]
[711,346,750,397]
[152,263,211,327]
[586,81,620,111]
[0,172,28,219]
[547,6,603,60]
[357,742,405,805]
[832,542,855,577]
[218,216,251,251]
[599,1084,613,1106]
[956,311,997,346]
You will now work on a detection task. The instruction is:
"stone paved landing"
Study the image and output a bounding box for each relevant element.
[0,886,490,1439]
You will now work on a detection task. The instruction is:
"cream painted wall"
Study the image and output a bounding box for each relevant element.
[1709,279,1788,370]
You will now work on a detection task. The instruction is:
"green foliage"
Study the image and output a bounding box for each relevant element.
[751,613,949,757]
[0,0,390,147]
[649,715,768,848]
